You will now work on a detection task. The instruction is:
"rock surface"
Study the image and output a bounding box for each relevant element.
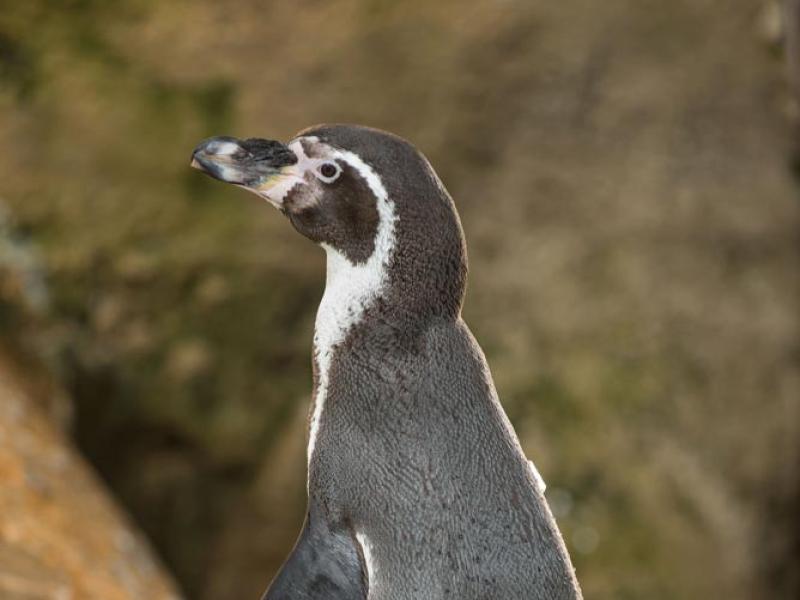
[0,356,182,600]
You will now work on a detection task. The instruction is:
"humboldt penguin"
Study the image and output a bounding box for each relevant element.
[191,125,582,600]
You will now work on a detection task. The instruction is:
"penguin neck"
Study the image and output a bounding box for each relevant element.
[308,190,397,465]
[315,245,391,354]
[313,176,397,356]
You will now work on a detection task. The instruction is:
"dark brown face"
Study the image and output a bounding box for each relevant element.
[282,141,381,264]
[191,135,384,264]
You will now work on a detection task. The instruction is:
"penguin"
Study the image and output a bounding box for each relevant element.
[191,125,583,600]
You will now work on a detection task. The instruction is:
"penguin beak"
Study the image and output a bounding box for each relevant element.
[191,136,299,207]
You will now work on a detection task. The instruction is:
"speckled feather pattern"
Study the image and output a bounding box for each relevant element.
[261,125,581,600]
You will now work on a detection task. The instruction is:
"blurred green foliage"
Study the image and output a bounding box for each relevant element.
[1,1,798,599]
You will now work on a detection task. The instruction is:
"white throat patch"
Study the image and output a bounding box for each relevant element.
[307,145,397,465]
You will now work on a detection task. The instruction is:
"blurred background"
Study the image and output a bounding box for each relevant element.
[1,0,798,598]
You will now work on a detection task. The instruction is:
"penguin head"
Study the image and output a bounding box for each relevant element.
[192,124,467,319]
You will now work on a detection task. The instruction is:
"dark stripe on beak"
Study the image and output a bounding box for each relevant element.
[191,136,297,186]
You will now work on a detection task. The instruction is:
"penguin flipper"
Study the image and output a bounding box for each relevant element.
[262,513,366,600]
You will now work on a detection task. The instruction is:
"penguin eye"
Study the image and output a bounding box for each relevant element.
[318,162,340,181]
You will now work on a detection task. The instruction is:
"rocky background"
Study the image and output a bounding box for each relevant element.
[0,351,181,599]
[1,1,798,599]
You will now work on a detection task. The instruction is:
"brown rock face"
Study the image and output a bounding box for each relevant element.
[0,357,182,600]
